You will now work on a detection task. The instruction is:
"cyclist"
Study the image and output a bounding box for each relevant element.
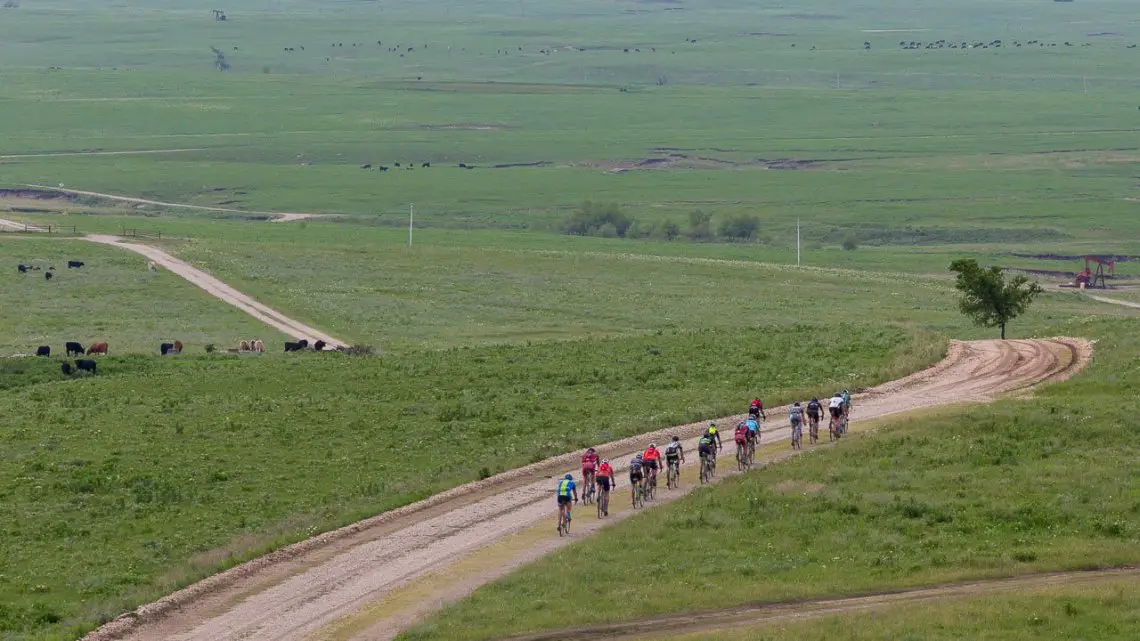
[734,420,750,461]
[580,447,598,498]
[697,431,716,475]
[643,443,662,491]
[629,453,645,500]
[744,414,761,455]
[748,398,767,421]
[556,473,578,529]
[595,458,614,516]
[806,397,823,443]
[789,401,804,449]
[841,389,852,432]
[828,393,844,438]
[664,436,684,484]
[707,423,723,452]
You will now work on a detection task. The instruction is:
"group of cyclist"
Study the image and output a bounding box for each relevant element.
[556,392,852,531]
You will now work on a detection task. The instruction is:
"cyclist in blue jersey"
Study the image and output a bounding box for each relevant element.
[556,473,578,531]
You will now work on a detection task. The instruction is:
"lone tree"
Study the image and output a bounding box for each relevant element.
[949,259,1043,339]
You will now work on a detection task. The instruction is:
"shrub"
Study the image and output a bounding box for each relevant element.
[337,344,377,356]
[719,214,761,241]
[654,219,680,241]
[594,222,619,238]
[842,234,859,251]
[561,202,632,237]
[686,210,713,240]
[204,343,216,353]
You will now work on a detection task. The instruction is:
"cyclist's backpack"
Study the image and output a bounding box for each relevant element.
[808,400,821,413]
[665,442,680,456]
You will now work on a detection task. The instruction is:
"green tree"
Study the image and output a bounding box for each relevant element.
[949,259,1043,339]
[686,209,713,240]
[842,234,859,251]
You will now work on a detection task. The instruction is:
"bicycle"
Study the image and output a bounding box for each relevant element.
[596,483,610,518]
[581,471,596,505]
[666,459,680,489]
[557,505,572,536]
[647,469,658,501]
[829,415,840,442]
[632,477,645,508]
[736,441,751,471]
[791,421,803,450]
[809,414,820,445]
[699,454,714,484]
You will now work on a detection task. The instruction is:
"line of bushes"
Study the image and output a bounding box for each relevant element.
[560,202,774,243]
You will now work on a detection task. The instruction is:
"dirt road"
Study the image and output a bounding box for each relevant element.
[23,184,323,220]
[83,235,345,348]
[83,338,1089,641]
[0,217,46,232]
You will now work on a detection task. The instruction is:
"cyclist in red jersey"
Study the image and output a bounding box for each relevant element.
[643,443,662,488]
[734,421,749,453]
[581,447,598,500]
[749,398,767,421]
[595,459,615,516]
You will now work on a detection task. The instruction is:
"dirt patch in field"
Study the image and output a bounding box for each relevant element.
[492,161,553,169]
[419,123,513,131]
[0,188,78,202]
[589,154,838,173]
[780,13,843,20]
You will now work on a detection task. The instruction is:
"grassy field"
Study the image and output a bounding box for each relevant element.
[398,317,1140,641]
[0,324,938,640]
[0,236,282,356]
[672,576,1140,641]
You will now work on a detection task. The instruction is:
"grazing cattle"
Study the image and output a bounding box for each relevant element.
[160,342,174,355]
[148,261,157,272]
[253,339,264,353]
[17,264,27,273]
[284,339,309,352]
[36,345,50,357]
[173,340,183,354]
[75,359,97,374]
[44,271,53,281]
[65,341,84,356]
[421,162,430,168]
[68,260,84,268]
[86,342,108,355]
[361,163,372,170]
[394,162,401,167]
[313,340,327,351]
[458,162,467,168]
[378,165,389,172]
[61,362,72,376]
[240,340,251,351]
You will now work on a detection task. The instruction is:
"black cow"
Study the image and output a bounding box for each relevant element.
[75,359,97,374]
[313,340,327,351]
[61,362,72,376]
[44,271,53,281]
[421,162,431,168]
[17,264,27,273]
[395,162,401,167]
[160,342,174,355]
[284,339,309,352]
[378,165,389,172]
[65,341,84,356]
[68,260,84,268]
[36,345,50,357]
[361,163,372,170]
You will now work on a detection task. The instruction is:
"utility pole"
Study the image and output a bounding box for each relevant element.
[797,219,801,266]
[408,204,414,247]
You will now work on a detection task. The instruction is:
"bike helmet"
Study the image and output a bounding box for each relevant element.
[649,442,657,449]
[601,459,609,464]
[564,473,573,480]
[586,447,596,453]
[672,435,680,442]
[812,397,818,402]
[794,401,801,406]
[634,452,643,459]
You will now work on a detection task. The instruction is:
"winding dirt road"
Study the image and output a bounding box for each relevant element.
[83,337,1090,641]
[83,235,345,348]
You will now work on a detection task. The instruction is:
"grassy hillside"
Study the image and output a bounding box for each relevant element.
[0,324,935,641]
[398,317,1140,641]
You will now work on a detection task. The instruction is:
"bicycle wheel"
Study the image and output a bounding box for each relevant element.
[649,475,657,501]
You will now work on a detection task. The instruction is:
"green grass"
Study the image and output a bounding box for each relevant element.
[674,576,1140,641]
[0,237,283,356]
[398,317,1140,641]
[0,323,937,641]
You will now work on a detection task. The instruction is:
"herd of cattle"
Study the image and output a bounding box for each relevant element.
[17,260,84,281]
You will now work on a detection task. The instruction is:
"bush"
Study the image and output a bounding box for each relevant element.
[842,234,859,251]
[593,222,619,238]
[719,214,761,241]
[561,202,632,238]
[654,219,680,241]
[204,343,216,353]
[686,210,713,240]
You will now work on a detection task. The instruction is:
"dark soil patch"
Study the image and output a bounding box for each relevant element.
[780,13,842,20]
[0,188,76,201]
[491,161,552,169]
